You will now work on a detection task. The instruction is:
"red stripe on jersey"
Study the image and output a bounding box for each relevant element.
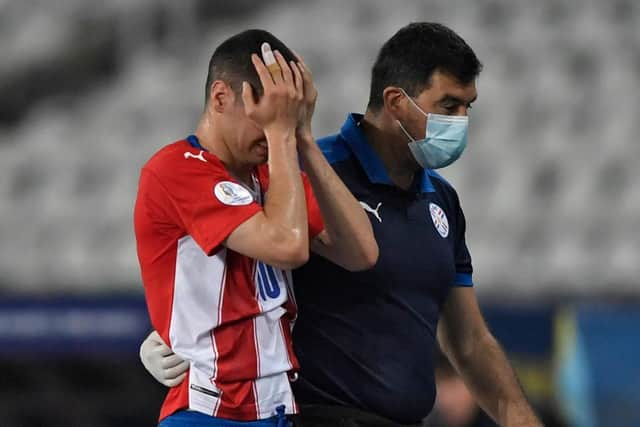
[215,250,262,324]
[215,381,258,420]
[281,272,300,373]
[145,238,180,346]
[282,272,298,324]
[280,314,299,372]
[211,249,259,419]
[160,380,191,420]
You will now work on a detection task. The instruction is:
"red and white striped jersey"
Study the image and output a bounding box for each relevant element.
[134,138,324,422]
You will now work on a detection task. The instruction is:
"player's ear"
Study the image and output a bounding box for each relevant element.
[209,80,234,113]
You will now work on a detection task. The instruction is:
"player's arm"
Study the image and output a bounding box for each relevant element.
[437,287,543,427]
[224,46,309,270]
[291,54,378,271]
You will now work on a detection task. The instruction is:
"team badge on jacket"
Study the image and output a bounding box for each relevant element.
[429,203,449,238]
[214,181,254,206]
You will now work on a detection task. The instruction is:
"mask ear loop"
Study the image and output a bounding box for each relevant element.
[396,88,427,143]
[396,120,417,142]
[398,88,429,117]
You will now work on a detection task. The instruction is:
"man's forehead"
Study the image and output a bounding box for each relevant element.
[420,71,478,102]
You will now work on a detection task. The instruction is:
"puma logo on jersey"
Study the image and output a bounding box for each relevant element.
[360,201,382,223]
[184,150,207,163]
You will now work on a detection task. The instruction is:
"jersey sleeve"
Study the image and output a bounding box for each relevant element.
[143,160,262,256]
[453,199,474,287]
[302,172,325,239]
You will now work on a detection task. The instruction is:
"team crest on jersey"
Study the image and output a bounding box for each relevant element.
[429,203,449,238]
[214,181,253,206]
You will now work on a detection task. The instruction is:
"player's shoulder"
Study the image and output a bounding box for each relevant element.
[142,138,224,177]
[143,139,191,171]
[317,133,351,165]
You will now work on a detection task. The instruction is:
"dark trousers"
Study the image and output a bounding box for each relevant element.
[293,404,422,427]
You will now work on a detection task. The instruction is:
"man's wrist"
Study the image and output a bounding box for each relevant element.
[264,125,296,145]
[295,126,313,142]
[296,129,316,154]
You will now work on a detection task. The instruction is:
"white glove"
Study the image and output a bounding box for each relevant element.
[139,330,189,387]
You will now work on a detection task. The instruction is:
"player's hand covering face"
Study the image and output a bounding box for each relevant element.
[241,42,305,137]
[292,52,317,138]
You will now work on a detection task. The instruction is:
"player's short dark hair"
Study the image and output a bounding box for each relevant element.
[204,29,296,105]
[367,22,482,111]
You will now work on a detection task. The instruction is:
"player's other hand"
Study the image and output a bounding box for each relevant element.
[293,53,317,141]
[242,42,304,139]
[139,330,188,387]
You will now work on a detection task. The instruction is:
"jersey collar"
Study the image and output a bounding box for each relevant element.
[186,134,206,151]
[339,113,435,193]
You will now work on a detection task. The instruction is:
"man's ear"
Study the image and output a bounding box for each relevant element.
[382,86,407,117]
[209,80,235,113]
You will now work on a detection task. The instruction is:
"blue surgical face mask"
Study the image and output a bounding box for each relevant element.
[396,88,469,169]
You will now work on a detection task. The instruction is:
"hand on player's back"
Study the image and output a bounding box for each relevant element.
[140,331,188,388]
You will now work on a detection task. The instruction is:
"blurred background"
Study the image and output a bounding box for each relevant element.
[0,0,638,425]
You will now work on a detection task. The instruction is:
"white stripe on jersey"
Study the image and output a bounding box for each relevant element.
[189,363,221,415]
[253,372,296,419]
[170,235,226,415]
[253,260,295,417]
[254,307,291,377]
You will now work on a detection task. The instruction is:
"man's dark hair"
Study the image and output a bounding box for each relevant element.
[367,22,482,111]
[204,29,296,105]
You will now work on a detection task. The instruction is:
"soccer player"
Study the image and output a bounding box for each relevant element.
[134,30,377,427]
[141,23,542,426]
